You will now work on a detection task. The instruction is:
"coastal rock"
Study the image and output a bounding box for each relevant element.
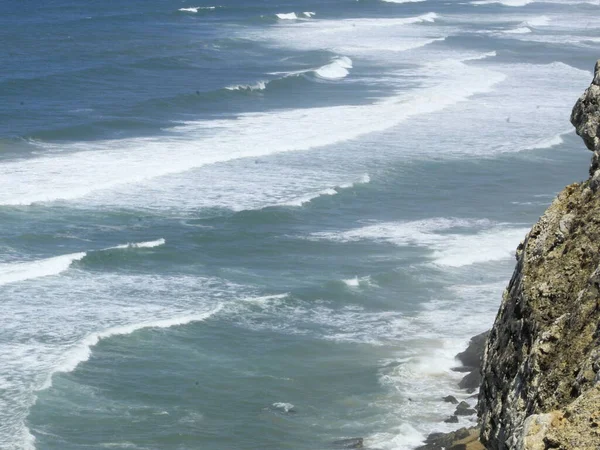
[571,60,600,175]
[444,395,459,404]
[415,428,483,450]
[455,401,477,416]
[479,60,600,450]
[456,331,489,369]
[458,370,481,391]
[332,438,363,448]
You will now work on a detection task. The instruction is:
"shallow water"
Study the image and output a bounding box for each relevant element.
[0,0,598,448]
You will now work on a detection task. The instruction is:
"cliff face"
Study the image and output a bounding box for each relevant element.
[478,61,600,450]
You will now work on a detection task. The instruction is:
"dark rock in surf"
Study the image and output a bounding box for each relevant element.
[443,395,459,404]
[332,437,363,448]
[455,401,476,416]
[456,331,489,369]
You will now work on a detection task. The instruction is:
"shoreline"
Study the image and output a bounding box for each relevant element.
[414,332,489,450]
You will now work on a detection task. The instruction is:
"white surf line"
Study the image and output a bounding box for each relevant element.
[0,240,166,286]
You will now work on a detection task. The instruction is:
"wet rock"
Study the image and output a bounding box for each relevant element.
[444,415,459,423]
[455,401,476,416]
[458,369,481,391]
[332,438,363,448]
[443,395,459,404]
[415,428,482,450]
[456,331,489,369]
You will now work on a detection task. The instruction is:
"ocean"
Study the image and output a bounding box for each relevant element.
[0,0,598,449]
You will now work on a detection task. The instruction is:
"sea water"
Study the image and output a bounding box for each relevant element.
[0,0,598,448]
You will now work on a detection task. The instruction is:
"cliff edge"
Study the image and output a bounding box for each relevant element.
[478,60,600,450]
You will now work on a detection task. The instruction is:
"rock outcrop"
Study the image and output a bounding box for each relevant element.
[478,61,600,450]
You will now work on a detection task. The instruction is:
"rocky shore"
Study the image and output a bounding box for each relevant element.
[414,333,487,450]
[416,60,600,450]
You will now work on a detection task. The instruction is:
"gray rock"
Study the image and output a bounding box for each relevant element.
[332,438,363,449]
[443,395,459,404]
[479,60,600,450]
[444,415,459,423]
[455,401,476,416]
[456,331,489,369]
[458,369,481,390]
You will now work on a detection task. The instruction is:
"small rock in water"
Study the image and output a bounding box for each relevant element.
[443,395,459,404]
[444,415,459,423]
[458,370,481,391]
[456,331,489,369]
[455,401,477,416]
[332,437,363,448]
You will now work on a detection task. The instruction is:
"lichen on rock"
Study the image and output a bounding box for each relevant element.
[478,60,600,450]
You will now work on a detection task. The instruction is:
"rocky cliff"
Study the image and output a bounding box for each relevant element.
[478,61,600,450]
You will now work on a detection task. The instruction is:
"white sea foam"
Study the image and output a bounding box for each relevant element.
[178,6,216,12]
[342,276,373,288]
[526,15,551,27]
[276,12,298,20]
[45,305,223,388]
[522,133,565,151]
[472,0,532,5]
[432,227,528,267]
[314,56,353,80]
[504,26,531,34]
[473,0,599,5]
[276,12,315,20]
[269,56,354,81]
[311,218,527,267]
[231,298,410,345]
[252,12,443,56]
[343,277,360,287]
[225,81,268,91]
[285,188,338,206]
[0,240,165,287]
[283,173,370,206]
[365,281,506,448]
[0,252,86,286]
[0,56,503,207]
[461,50,497,61]
[272,402,295,413]
[0,273,238,450]
[110,238,166,250]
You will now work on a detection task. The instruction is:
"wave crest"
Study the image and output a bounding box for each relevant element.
[0,239,166,286]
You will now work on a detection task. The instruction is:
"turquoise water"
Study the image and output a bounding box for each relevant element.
[0,0,598,449]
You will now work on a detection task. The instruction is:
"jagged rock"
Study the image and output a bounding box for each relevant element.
[445,415,459,423]
[479,60,600,450]
[458,369,481,391]
[415,431,458,450]
[455,401,477,416]
[571,60,600,175]
[456,331,489,369]
[444,395,459,404]
[415,428,483,450]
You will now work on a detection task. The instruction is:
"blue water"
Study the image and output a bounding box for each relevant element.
[1,0,598,449]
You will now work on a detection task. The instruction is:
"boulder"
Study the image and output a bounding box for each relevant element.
[456,331,489,369]
[443,395,459,404]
